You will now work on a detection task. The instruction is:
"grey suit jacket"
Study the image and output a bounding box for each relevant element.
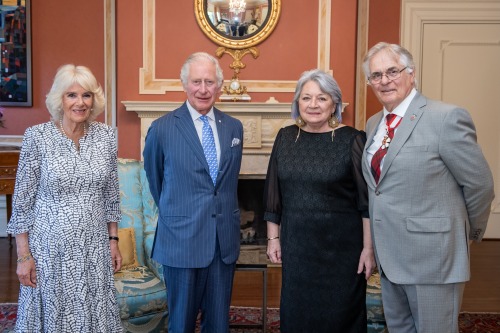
[362,92,494,284]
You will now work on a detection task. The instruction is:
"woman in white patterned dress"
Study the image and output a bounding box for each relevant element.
[7,64,123,332]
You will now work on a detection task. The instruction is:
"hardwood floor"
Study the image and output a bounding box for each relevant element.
[0,237,19,303]
[231,240,500,312]
[461,239,500,312]
[1,238,499,312]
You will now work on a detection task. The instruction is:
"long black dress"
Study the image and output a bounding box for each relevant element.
[264,125,369,333]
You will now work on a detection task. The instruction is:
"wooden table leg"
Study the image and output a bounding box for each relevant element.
[6,194,12,247]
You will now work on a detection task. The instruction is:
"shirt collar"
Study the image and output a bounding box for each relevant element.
[186,100,215,122]
[383,88,417,119]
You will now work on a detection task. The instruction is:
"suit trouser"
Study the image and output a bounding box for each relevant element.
[163,240,236,333]
[380,271,465,333]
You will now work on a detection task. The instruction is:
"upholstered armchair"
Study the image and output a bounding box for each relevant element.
[367,271,387,332]
[115,159,168,333]
[216,22,229,35]
[247,24,259,34]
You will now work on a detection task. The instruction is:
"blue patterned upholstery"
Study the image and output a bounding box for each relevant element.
[367,272,387,332]
[116,159,168,333]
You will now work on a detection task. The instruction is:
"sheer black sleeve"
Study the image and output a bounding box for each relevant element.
[263,128,283,225]
[351,131,369,218]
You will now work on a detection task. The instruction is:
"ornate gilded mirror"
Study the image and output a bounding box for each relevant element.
[195,0,281,100]
[195,0,280,49]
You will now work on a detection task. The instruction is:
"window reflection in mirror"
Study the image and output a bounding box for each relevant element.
[206,0,269,38]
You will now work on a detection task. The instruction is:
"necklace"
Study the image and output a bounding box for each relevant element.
[59,119,88,138]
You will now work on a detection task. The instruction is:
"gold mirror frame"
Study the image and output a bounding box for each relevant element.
[194,0,281,50]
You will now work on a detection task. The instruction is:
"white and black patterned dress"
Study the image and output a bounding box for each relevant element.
[7,121,123,332]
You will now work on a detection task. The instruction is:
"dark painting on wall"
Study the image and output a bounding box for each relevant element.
[0,0,31,106]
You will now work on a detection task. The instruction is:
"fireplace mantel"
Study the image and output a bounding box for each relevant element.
[123,100,347,177]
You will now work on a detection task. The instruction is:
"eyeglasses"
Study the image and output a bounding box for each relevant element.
[368,67,408,84]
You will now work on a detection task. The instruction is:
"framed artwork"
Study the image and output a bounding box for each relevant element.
[0,0,31,106]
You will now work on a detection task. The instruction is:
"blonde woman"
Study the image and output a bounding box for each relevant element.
[7,64,123,332]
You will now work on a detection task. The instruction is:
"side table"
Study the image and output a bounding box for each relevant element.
[233,263,268,333]
[232,245,270,332]
[0,148,20,246]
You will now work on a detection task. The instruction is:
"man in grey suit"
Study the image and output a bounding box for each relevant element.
[143,52,243,333]
[361,42,494,332]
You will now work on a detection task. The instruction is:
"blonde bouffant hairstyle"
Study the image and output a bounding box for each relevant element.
[45,64,105,122]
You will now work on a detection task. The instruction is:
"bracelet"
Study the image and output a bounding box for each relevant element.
[267,236,279,241]
[109,236,119,242]
[17,253,33,263]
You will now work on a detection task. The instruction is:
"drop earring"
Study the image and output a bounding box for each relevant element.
[328,115,340,129]
[295,116,306,142]
[329,115,340,142]
[296,116,306,128]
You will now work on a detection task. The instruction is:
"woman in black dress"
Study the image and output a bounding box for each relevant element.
[264,69,375,332]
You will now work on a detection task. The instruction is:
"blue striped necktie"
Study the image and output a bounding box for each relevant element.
[200,115,218,185]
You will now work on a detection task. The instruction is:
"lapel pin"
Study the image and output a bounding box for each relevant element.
[410,114,417,121]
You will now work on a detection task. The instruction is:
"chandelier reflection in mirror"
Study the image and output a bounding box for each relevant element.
[229,0,246,14]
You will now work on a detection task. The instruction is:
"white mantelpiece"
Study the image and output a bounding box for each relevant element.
[123,100,295,177]
[123,100,347,177]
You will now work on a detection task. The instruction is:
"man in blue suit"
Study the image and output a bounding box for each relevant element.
[144,52,243,333]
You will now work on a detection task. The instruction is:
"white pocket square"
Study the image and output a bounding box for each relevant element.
[231,138,241,147]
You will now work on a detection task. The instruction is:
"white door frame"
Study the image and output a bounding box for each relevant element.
[401,0,500,88]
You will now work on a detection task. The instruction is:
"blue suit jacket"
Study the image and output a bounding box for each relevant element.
[143,103,243,268]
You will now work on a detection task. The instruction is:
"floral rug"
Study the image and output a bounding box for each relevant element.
[0,303,280,333]
[1,303,498,333]
[0,303,16,333]
[458,312,500,333]
[226,306,280,333]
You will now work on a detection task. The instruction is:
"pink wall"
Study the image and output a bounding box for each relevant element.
[366,0,401,119]
[331,0,359,127]
[0,0,105,135]
[2,1,400,160]
[116,1,360,159]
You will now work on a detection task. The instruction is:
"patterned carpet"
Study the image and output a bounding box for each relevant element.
[458,312,500,333]
[1,303,499,333]
[0,304,280,333]
[226,306,280,333]
[0,303,16,333]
